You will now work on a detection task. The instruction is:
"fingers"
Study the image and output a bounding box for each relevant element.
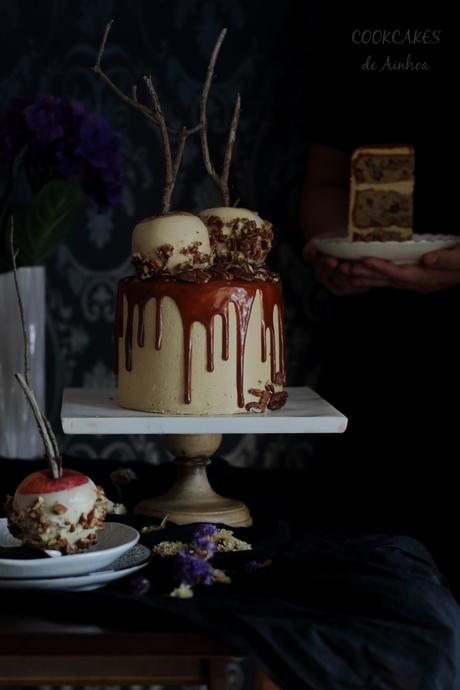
[324,266,374,295]
[348,263,382,279]
[363,257,460,293]
[362,259,427,284]
[422,247,460,271]
[351,277,395,288]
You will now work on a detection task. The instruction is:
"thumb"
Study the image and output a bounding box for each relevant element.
[422,248,460,271]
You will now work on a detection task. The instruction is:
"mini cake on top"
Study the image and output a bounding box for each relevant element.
[199,207,273,266]
[132,212,213,279]
[348,144,415,241]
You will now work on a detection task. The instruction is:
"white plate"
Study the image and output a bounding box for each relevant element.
[313,234,460,265]
[0,543,151,591]
[0,519,139,578]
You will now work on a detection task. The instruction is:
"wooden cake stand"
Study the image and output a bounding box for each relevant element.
[61,387,347,528]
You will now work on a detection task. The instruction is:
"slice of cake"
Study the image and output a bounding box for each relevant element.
[348,144,415,241]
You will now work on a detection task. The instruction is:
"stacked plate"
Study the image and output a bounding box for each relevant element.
[0,518,150,591]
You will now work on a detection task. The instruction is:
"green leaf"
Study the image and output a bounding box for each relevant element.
[13,178,84,266]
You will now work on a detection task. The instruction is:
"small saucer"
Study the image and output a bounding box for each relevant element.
[0,543,151,591]
[0,518,140,578]
[314,234,460,265]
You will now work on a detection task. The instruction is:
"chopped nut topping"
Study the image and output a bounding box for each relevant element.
[245,402,264,413]
[268,391,288,410]
[52,503,68,515]
[246,382,288,413]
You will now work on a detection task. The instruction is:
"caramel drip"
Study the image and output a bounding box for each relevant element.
[221,306,229,361]
[207,317,215,372]
[137,304,145,348]
[260,293,282,381]
[155,296,163,350]
[278,300,286,383]
[114,284,124,374]
[260,291,267,363]
[125,299,135,372]
[115,278,285,407]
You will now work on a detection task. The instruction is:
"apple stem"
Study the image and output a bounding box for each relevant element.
[9,218,62,478]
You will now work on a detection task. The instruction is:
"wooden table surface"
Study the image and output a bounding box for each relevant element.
[0,615,279,689]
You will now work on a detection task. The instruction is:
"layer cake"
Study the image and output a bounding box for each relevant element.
[348,145,415,241]
[116,210,286,415]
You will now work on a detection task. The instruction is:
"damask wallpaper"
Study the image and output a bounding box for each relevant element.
[0,0,320,469]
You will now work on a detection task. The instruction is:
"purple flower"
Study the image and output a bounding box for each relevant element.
[0,95,123,213]
[24,95,65,147]
[244,560,262,574]
[129,575,151,597]
[175,548,215,586]
[190,523,218,559]
[193,524,218,539]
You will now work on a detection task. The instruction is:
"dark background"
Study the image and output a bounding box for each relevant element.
[0,0,321,468]
[0,1,452,468]
[0,3,455,689]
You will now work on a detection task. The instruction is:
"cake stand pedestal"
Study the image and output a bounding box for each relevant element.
[136,433,252,527]
[61,387,347,528]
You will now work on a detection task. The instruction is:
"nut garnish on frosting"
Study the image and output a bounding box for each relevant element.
[132,212,213,279]
[199,207,273,266]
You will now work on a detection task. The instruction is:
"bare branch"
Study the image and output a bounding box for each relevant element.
[172,127,189,181]
[10,219,30,388]
[95,19,114,69]
[199,28,240,206]
[221,93,241,207]
[92,69,154,123]
[44,413,60,461]
[15,374,60,478]
[200,29,227,185]
[92,19,203,214]
[10,216,61,477]
[143,75,174,213]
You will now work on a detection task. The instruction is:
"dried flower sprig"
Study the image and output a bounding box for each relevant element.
[150,524,253,597]
[165,524,241,596]
[10,217,61,478]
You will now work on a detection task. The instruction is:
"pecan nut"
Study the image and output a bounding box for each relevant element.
[267,391,288,410]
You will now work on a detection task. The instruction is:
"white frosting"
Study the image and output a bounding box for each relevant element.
[14,479,97,524]
[118,290,283,415]
[132,213,213,274]
[9,477,106,553]
[200,207,263,227]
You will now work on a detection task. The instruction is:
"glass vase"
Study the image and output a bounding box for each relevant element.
[0,266,46,459]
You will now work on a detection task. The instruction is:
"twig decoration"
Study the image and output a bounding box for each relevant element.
[10,220,31,389]
[92,20,202,214]
[10,217,61,477]
[199,29,241,206]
